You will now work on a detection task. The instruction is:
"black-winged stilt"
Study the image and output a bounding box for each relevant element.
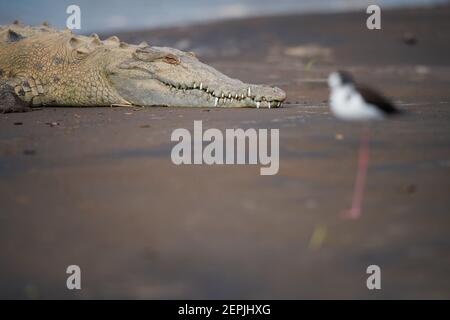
[328,71,401,219]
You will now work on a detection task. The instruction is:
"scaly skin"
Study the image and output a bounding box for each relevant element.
[0,24,135,107]
[0,22,286,112]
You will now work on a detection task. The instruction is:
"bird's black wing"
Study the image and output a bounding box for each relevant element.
[356,85,400,115]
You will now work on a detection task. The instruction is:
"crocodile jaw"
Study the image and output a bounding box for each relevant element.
[108,45,286,108]
[110,75,286,108]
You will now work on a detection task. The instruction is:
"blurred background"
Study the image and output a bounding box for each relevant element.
[0,0,448,32]
[1,0,450,299]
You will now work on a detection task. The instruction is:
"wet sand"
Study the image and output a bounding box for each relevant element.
[1,5,450,299]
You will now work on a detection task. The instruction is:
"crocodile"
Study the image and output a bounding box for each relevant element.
[0,22,286,113]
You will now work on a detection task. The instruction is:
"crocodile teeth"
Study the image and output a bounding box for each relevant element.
[161,80,283,109]
[247,87,251,97]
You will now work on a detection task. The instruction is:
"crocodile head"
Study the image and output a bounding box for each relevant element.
[105,44,286,108]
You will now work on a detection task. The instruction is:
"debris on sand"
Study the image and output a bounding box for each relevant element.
[23,149,36,155]
[399,184,417,194]
[402,32,418,46]
[308,225,327,251]
[45,122,60,127]
[415,65,430,75]
[406,184,417,194]
[284,44,333,62]
[174,38,192,51]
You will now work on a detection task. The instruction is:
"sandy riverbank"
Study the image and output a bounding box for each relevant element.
[1,5,450,298]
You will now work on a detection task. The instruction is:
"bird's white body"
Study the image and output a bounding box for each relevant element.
[329,84,384,121]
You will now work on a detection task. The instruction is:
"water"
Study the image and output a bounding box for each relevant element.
[0,0,448,32]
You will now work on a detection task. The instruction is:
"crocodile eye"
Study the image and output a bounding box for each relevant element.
[163,53,180,65]
[133,47,180,65]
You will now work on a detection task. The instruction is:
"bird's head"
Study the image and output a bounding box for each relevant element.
[328,71,354,89]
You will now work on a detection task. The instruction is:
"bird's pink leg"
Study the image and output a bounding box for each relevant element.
[342,125,371,219]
